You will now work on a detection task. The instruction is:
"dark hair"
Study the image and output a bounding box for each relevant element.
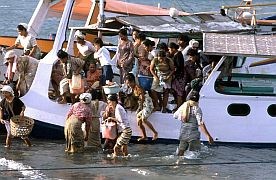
[107,94,118,103]
[119,28,128,36]
[157,42,168,51]
[142,39,155,47]
[178,34,189,42]
[93,37,104,47]
[57,49,68,59]
[157,50,166,57]
[125,73,136,83]
[187,48,198,56]
[168,42,179,50]
[17,24,27,31]
[189,91,200,102]
[136,32,146,41]
[90,89,102,101]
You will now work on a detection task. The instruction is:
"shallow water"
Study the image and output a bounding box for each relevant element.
[1,138,276,179]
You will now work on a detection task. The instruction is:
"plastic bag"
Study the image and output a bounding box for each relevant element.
[101,121,117,139]
[71,74,82,89]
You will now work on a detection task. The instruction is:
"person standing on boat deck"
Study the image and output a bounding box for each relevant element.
[6,23,41,60]
[169,42,188,110]
[65,93,92,153]
[16,55,39,97]
[75,30,96,77]
[136,33,151,77]
[185,49,200,84]
[116,28,134,84]
[57,50,84,104]
[125,73,158,142]
[93,37,114,86]
[132,30,140,77]
[2,50,17,86]
[106,94,132,157]
[175,91,214,156]
[0,85,32,148]
[177,34,190,60]
[150,50,174,113]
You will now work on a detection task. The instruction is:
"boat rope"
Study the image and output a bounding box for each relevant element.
[1,160,276,172]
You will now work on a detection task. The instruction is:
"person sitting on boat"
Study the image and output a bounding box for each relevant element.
[74,30,96,77]
[93,37,114,86]
[6,23,41,60]
[150,50,174,113]
[57,49,84,104]
[64,93,92,153]
[175,91,214,156]
[50,59,64,100]
[85,62,101,92]
[115,28,134,84]
[16,55,39,97]
[106,94,132,157]
[2,50,17,86]
[124,73,158,141]
[169,42,188,110]
[0,85,32,148]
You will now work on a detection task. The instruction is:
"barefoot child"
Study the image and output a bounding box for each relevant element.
[106,94,132,156]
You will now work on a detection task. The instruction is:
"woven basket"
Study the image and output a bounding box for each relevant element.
[10,116,34,137]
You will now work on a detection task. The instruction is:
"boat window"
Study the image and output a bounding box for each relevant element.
[215,56,276,97]
[227,103,250,116]
[267,104,276,117]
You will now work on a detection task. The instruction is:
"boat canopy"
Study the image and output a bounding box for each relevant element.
[49,0,190,20]
[203,33,276,57]
[70,14,251,38]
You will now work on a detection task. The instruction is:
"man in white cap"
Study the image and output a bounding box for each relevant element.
[6,23,41,59]
[0,85,32,148]
[74,30,96,77]
[3,50,17,85]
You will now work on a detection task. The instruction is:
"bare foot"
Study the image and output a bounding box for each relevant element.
[137,137,148,142]
[152,133,158,141]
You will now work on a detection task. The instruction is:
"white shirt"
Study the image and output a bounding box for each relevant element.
[94,47,113,66]
[115,104,130,132]
[5,55,17,80]
[76,40,95,57]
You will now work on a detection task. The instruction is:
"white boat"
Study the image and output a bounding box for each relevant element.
[2,0,276,146]
[200,32,276,146]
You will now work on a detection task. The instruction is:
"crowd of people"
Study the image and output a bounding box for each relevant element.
[0,23,216,157]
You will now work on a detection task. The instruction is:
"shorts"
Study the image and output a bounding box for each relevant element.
[115,127,132,148]
[178,139,201,151]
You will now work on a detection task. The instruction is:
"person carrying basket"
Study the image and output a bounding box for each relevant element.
[0,85,32,148]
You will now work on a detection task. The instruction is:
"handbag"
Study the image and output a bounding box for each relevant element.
[101,121,117,139]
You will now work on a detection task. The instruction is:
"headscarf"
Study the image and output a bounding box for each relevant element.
[79,93,92,104]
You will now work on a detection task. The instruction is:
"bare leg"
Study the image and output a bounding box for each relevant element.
[162,89,169,112]
[177,149,185,156]
[5,136,11,148]
[121,145,128,156]
[137,120,147,141]
[151,90,161,111]
[113,145,120,157]
[23,138,31,147]
[143,119,158,140]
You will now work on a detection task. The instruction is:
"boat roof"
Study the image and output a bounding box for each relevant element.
[71,14,251,38]
[203,33,276,57]
[49,0,190,20]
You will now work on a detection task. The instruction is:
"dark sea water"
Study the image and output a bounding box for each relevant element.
[0,0,276,179]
